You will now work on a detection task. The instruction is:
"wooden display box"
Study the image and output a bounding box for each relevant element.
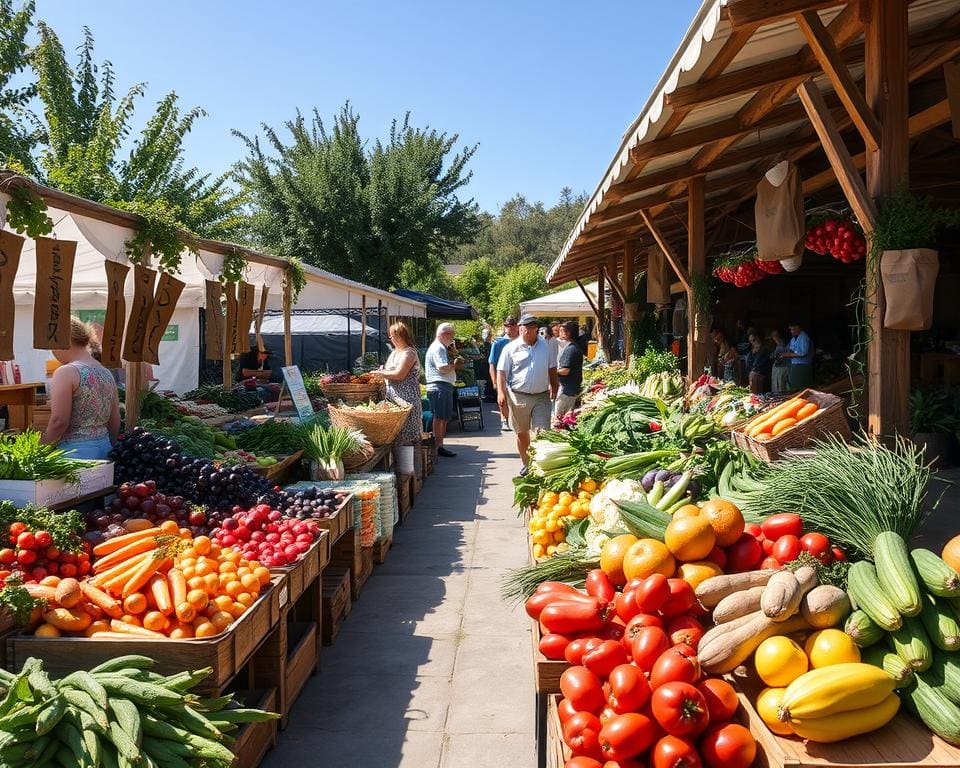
[329,522,373,600]
[321,566,351,646]
[373,535,392,564]
[6,583,281,694]
[269,531,329,606]
[312,494,355,547]
[250,451,304,483]
[532,620,568,694]
[396,471,414,522]
[546,695,566,768]
[282,620,318,728]
[230,687,279,768]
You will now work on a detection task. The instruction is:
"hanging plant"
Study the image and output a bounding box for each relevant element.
[711,246,780,287]
[690,272,714,326]
[869,187,960,261]
[220,249,245,284]
[287,257,306,302]
[4,185,53,238]
[113,197,192,273]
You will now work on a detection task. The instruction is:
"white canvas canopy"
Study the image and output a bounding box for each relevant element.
[520,282,598,317]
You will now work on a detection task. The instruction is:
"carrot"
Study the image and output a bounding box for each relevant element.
[108,619,166,638]
[149,573,173,615]
[92,537,158,574]
[746,396,806,437]
[86,631,140,640]
[771,417,798,436]
[796,402,819,421]
[80,601,104,620]
[168,568,188,608]
[97,553,153,591]
[122,555,165,599]
[79,582,123,619]
[92,527,160,558]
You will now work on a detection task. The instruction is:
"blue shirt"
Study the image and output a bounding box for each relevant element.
[488,336,511,367]
[788,331,813,365]
[425,340,456,385]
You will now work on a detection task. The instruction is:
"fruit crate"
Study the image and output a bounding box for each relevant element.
[396,471,414,523]
[250,450,304,483]
[282,620,319,728]
[229,687,279,768]
[531,619,568,695]
[269,530,330,606]
[322,566,351,645]
[373,534,392,564]
[6,581,282,694]
[546,695,566,768]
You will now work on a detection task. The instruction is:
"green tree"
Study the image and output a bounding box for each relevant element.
[396,252,459,299]
[236,103,480,288]
[454,256,497,320]
[0,0,37,171]
[489,261,546,325]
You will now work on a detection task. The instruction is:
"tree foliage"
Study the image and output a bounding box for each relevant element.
[236,103,481,289]
[0,0,37,171]
[489,261,547,325]
[396,253,458,299]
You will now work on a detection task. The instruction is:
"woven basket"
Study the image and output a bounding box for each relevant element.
[320,381,384,405]
[732,389,851,462]
[342,444,376,471]
[328,402,412,447]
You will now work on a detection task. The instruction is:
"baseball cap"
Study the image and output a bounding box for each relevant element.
[517,314,539,326]
[503,316,518,326]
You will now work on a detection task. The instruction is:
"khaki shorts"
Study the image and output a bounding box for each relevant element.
[507,390,552,434]
[554,393,578,418]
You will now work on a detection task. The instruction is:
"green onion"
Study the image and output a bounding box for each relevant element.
[500,549,600,603]
[0,430,95,481]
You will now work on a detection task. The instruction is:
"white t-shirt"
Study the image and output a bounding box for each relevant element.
[425,340,456,385]
[497,336,555,394]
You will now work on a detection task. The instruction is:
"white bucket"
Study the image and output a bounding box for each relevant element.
[396,445,415,474]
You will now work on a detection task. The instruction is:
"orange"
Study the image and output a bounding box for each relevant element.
[181,566,196,581]
[120,614,142,626]
[943,534,960,573]
[193,536,212,556]
[235,592,255,607]
[84,620,110,637]
[599,534,640,587]
[203,573,221,594]
[212,594,233,612]
[159,520,179,535]
[219,561,238,574]
[142,611,169,632]
[622,538,676,581]
[169,623,194,639]
[240,573,260,593]
[225,580,244,599]
[187,576,205,592]
[35,623,62,637]
[664,515,716,561]
[677,560,724,590]
[175,602,197,623]
[254,566,271,586]
[187,589,209,610]
[700,498,746,547]
[672,504,702,519]
[123,593,147,615]
[209,610,234,630]
[179,548,197,561]
[194,621,218,638]
[229,602,247,619]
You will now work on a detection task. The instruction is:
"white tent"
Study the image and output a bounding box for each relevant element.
[520,282,598,317]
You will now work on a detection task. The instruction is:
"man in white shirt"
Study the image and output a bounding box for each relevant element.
[497,315,558,473]
[425,323,462,458]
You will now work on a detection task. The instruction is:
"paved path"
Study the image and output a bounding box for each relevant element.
[265,404,536,768]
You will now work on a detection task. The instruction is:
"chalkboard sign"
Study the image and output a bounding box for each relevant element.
[281,365,315,422]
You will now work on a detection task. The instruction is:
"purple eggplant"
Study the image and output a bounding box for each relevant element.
[641,470,658,492]
[685,479,702,499]
[655,469,671,483]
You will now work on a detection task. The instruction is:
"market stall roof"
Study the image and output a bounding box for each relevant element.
[258,311,381,336]
[392,289,478,320]
[547,0,960,285]
[519,282,598,317]
[295,266,426,317]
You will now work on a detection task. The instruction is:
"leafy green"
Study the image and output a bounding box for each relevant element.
[236,420,310,454]
[0,502,84,552]
[0,575,44,624]
[0,430,94,481]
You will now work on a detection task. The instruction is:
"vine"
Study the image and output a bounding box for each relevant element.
[690,272,714,328]
[220,249,245,284]
[4,185,53,238]
[287,256,306,302]
[112,197,191,273]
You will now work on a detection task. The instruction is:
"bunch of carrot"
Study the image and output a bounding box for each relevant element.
[28,520,272,640]
[743,394,820,442]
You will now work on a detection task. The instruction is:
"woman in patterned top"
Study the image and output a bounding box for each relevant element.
[42,317,121,459]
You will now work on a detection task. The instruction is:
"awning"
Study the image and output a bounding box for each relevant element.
[520,283,598,316]
[392,289,478,320]
[258,312,381,336]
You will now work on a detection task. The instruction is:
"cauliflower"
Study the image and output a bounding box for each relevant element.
[584,525,611,558]
[588,478,646,530]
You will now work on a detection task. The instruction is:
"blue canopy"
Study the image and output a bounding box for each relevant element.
[392,289,478,320]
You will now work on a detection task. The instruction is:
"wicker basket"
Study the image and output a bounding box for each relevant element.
[342,444,376,470]
[732,389,851,462]
[328,402,412,447]
[319,381,384,405]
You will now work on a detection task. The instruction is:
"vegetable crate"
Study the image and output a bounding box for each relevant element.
[0,460,114,507]
[397,472,414,524]
[229,687,279,768]
[311,493,355,548]
[250,450,305,483]
[250,611,319,731]
[321,566,351,646]
[269,530,330,606]
[329,521,373,601]
[732,389,851,462]
[373,534,392,564]
[546,695,567,768]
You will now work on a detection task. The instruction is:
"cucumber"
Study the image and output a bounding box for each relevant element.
[922,653,960,705]
[888,615,933,671]
[874,532,922,616]
[905,675,960,744]
[848,561,903,631]
[845,609,887,647]
[862,644,914,689]
[910,549,960,597]
[921,594,960,652]
[89,656,155,674]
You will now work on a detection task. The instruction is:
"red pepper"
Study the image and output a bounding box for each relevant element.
[526,588,598,620]
[649,422,662,432]
[540,598,606,635]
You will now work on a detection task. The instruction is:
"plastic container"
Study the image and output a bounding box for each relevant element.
[396,446,415,474]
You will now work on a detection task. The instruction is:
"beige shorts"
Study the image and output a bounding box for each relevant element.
[507,390,552,434]
[553,392,578,418]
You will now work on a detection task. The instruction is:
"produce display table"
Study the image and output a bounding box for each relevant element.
[230,687,280,768]
[269,530,330,607]
[47,485,116,513]
[0,382,41,431]
[251,450,304,483]
[532,620,567,768]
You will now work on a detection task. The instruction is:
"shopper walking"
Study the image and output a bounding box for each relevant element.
[782,321,814,392]
[488,316,519,429]
[425,323,462,458]
[496,315,558,472]
[554,321,583,419]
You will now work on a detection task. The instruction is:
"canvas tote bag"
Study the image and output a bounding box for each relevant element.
[881,248,939,330]
[646,248,671,305]
[755,162,804,261]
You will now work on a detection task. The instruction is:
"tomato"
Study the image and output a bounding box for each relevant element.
[564,758,603,768]
[7,522,26,537]
[583,640,629,679]
[16,532,34,550]
[698,723,756,768]
[725,535,762,573]
[527,589,597,620]
[598,713,659,761]
[652,735,702,768]
[660,579,695,617]
[800,532,831,560]
[622,613,663,654]
[634,573,670,614]
[650,647,701,689]
[597,622,625,642]
[599,705,619,724]
[564,711,603,757]
[539,633,572,660]
[540,581,589,595]
[743,523,762,539]
[541,599,606,635]
[705,546,726,571]
[586,569,616,606]
[760,556,781,570]
[607,664,652,714]
[762,538,775,556]
[760,513,802,540]
[614,590,641,623]
[666,616,704,649]
[629,626,670,672]
[831,545,846,562]
[566,638,604,666]
[772,534,802,564]
[650,682,710,737]
[601,761,645,768]
[696,678,739,722]
[0,549,14,565]
[561,666,607,713]
[558,698,580,725]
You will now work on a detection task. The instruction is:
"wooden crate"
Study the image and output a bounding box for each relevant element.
[230,687,279,768]
[268,531,329,605]
[250,450,305,483]
[546,695,567,768]
[329,521,373,600]
[373,534,392,564]
[321,567,351,646]
[396,471,413,523]
[6,583,281,693]
[312,494,355,547]
[282,620,318,728]
[532,619,568,694]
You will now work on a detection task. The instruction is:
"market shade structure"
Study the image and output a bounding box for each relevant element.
[519,282,598,317]
[544,0,960,436]
[257,311,383,374]
[392,289,478,320]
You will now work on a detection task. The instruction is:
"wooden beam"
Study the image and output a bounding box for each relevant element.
[575,279,600,319]
[596,266,606,358]
[797,79,878,232]
[687,176,709,381]
[623,241,638,363]
[591,188,681,225]
[282,272,293,367]
[725,0,843,29]
[605,255,628,306]
[640,210,691,292]
[945,60,960,139]
[797,9,883,151]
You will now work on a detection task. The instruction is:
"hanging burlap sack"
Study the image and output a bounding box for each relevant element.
[224,281,239,354]
[255,284,269,352]
[143,272,186,365]
[646,248,671,304]
[204,281,225,360]
[755,163,804,261]
[0,231,25,360]
[101,261,129,368]
[236,281,255,353]
[881,248,939,330]
[33,238,77,350]
[122,265,157,363]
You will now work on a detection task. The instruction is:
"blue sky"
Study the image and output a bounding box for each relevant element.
[33,0,702,214]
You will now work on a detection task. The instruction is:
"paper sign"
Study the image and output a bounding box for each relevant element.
[224,282,239,355]
[122,265,157,363]
[237,281,255,353]
[143,272,185,365]
[102,261,129,368]
[0,231,24,359]
[281,365,316,422]
[204,280,224,360]
[33,237,76,350]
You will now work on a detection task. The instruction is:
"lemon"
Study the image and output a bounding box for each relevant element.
[754,636,808,687]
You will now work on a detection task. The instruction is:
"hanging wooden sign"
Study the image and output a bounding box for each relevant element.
[100,261,129,368]
[236,281,255,354]
[33,237,76,350]
[122,265,157,363]
[142,272,186,365]
[254,284,269,352]
[204,280,225,360]
[0,231,25,360]
[224,281,239,355]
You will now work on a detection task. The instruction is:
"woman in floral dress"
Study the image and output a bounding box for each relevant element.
[377,322,423,454]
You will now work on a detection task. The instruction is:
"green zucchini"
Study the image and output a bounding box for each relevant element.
[874,531,922,616]
[910,549,960,597]
[845,609,887,647]
[89,655,155,674]
[888,615,933,671]
[921,594,960,651]
[847,561,903,631]
[862,644,914,689]
[905,675,960,744]
[922,653,960,705]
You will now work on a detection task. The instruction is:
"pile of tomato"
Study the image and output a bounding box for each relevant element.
[745,513,844,570]
[0,522,91,586]
[527,571,756,768]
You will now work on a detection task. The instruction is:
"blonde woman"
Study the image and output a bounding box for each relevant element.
[378,322,423,449]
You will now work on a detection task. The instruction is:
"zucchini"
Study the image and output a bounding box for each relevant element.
[847,561,902,631]
[89,656,155,674]
[921,594,960,652]
[96,676,183,707]
[845,609,887,647]
[922,653,960,705]
[910,549,960,597]
[109,696,142,746]
[874,532,922,616]
[905,674,960,744]
[862,644,914,688]
[887,615,933,671]
[60,671,109,710]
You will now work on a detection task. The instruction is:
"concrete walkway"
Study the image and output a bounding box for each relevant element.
[265,404,535,768]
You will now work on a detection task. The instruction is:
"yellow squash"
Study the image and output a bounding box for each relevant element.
[779,662,895,722]
[789,692,900,742]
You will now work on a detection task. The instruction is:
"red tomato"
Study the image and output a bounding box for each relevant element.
[725,535,762,573]
[652,734,702,768]
[598,713,659,761]
[665,616,704,649]
[564,711,603,757]
[601,761,645,768]
[634,573,670,614]
[760,513,803,540]
[761,538,775,556]
[561,666,607,713]
[564,758,604,768]
[622,613,664,654]
[743,523,762,539]
[650,682,710,737]
[527,589,597,620]
[15,532,34,550]
[607,664,652,714]
[7,522,26,537]
[540,581,590,595]
[772,534,802,564]
[800,532,831,560]
[539,633,572,660]
[583,640,629,679]
[597,622,625,642]
[541,599,606,635]
[586,569,616,606]
[831,546,846,562]
[614,590,641,623]
[660,579,695,617]
[566,638,604,666]
[599,706,619,724]
[650,647,701,689]
[669,642,697,660]
[760,556,782,570]
[705,546,726,570]
[629,626,670,672]
[696,678,739,722]
[698,723,756,768]
[0,549,14,565]
[558,698,580,725]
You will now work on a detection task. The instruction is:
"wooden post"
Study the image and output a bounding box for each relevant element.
[596,265,606,360]
[687,177,708,381]
[124,361,142,429]
[360,295,367,359]
[222,352,232,389]
[623,241,638,365]
[283,271,293,367]
[865,0,910,439]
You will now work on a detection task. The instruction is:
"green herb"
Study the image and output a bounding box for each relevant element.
[302,424,363,463]
[287,257,307,302]
[235,420,310,454]
[500,549,599,603]
[0,430,95,481]
[4,185,53,238]
[112,196,192,273]
[786,551,850,590]
[220,249,246,284]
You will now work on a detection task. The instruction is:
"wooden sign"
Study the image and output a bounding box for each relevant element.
[224,281,239,355]
[204,280,224,360]
[255,284,269,352]
[122,265,157,363]
[236,281,255,353]
[0,231,24,360]
[33,237,76,350]
[101,261,129,368]
[143,272,186,365]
